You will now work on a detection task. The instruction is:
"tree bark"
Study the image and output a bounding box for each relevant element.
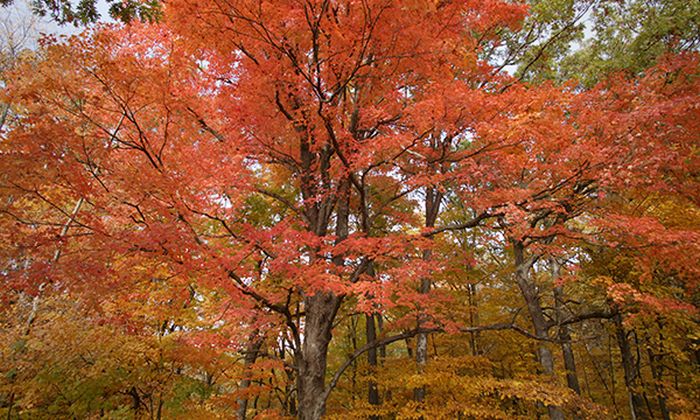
[647,345,670,420]
[513,241,564,420]
[25,197,84,335]
[413,271,430,402]
[414,187,441,403]
[646,320,670,420]
[237,332,264,420]
[557,300,581,395]
[296,175,349,419]
[296,292,342,420]
[613,313,649,420]
[467,282,480,356]
[363,260,381,415]
[366,313,381,418]
[551,259,581,395]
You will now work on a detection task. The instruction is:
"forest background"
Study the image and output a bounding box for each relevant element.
[0,0,698,419]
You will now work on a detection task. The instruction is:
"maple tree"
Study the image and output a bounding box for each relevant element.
[1,0,699,419]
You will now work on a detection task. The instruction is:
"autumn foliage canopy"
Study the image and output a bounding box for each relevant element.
[0,0,698,419]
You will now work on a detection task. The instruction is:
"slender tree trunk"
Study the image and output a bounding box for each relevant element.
[414,269,430,402]
[237,332,264,420]
[414,187,441,403]
[25,197,84,335]
[0,103,10,133]
[513,242,564,420]
[467,282,480,356]
[647,346,670,420]
[551,260,581,395]
[6,391,14,420]
[555,292,581,395]
[363,261,381,415]
[366,313,380,418]
[376,312,386,359]
[350,315,359,402]
[580,358,594,402]
[613,313,649,420]
[584,336,616,411]
[634,333,655,419]
[281,341,297,416]
[647,320,670,420]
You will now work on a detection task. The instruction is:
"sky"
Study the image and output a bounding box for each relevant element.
[0,0,114,47]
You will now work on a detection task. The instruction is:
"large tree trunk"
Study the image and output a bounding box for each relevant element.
[295,176,349,419]
[297,292,342,420]
[513,242,564,420]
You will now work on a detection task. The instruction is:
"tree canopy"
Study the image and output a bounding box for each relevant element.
[1,1,698,419]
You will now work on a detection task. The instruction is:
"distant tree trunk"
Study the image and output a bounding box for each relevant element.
[647,344,670,420]
[613,313,649,420]
[648,319,670,420]
[414,268,430,402]
[467,282,480,356]
[377,313,386,359]
[237,332,264,420]
[280,341,297,416]
[405,338,414,357]
[25,197,84,335]
[6,391,14,420]
[350,315,359,401]
[513,242,564,420]
[414,187,441,403]
[362,261,381,416]
[366,313,380,418]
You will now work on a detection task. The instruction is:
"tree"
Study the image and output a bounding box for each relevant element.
[561,0,700,86]
[1,1,698,419]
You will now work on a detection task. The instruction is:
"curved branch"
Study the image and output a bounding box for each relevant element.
[321,318,560,403]
[423,211,493,237]
[322,327,441,403]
